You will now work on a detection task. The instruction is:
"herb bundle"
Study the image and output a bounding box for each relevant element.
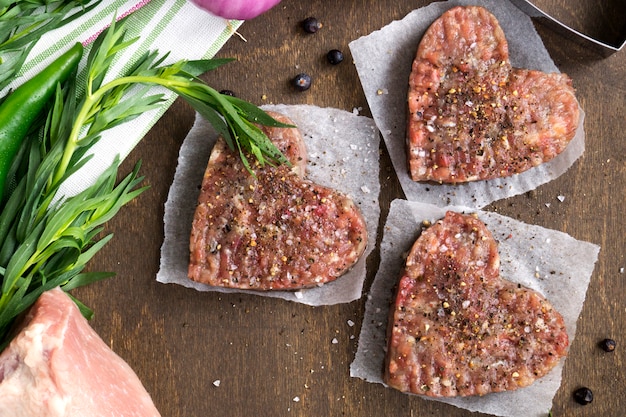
[0,0,102,90]
[0,16,290,347]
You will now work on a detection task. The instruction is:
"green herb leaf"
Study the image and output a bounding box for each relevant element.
[0,0,102,90]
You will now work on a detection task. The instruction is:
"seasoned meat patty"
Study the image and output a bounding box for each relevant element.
[407,6,580,183]
[188,112,368,290]
[384,211,569,397]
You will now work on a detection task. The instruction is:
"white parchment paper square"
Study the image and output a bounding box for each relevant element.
[349,0,585,208]
[350,199,599,417]
[157,105,381,305]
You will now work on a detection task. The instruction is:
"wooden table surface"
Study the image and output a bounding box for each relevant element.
[73,1,625,416]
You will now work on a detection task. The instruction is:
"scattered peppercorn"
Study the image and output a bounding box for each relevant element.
[326,49,344,65]
[219,89,236,96]
[292,73,312,91]
[599,338,616,352]
[573,387,593,405]
[302,17,322,33]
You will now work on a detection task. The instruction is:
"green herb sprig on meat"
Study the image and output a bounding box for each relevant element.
[0,15,290,348]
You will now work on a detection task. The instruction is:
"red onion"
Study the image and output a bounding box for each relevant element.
[189,0,282,20]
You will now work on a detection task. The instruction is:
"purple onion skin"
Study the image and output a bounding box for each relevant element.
[189,0,282,20]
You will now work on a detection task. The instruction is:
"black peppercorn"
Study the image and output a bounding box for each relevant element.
[327,49,344,65]
[302,17,322,34]
[292,73,312,91]
[599,338,616,352]
[573,387,593,405]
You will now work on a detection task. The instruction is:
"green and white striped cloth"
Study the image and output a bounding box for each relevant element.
[10,0,242,197]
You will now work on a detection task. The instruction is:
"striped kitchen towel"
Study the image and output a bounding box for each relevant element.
[5,0,242,197]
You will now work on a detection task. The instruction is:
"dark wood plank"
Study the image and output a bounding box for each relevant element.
[72,1,626,416]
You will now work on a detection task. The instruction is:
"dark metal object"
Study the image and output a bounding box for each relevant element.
[509,0,626,57]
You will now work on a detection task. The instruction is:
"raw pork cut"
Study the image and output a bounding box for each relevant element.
[384,211,569,397]
[188,111,368,290]
[0,288,161,417]
[406,6,580,183]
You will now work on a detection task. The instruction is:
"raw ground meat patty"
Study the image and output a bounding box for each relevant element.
[188,111,368,290]
[407,6,580,183]
[384,211,569,397]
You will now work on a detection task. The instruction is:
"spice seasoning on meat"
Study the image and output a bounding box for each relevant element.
[384,211,569,397]
[188,112,368,291]
[406,6,580,183]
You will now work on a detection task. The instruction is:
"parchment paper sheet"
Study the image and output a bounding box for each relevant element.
[350,199,600,417]
[157,104,381,306]
[349,0,585,208]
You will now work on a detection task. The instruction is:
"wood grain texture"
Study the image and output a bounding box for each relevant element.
[71,1,625,416]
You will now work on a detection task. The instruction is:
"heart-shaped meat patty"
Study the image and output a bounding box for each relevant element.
[384,211,569,397]
[407,6,580,183]
[188,111,368,291]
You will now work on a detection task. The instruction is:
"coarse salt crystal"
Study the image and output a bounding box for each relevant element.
[347,320,355,327]
[294,291,304,299]
[213,380,221,387]
[557,195,565,202]
[331,338,339,344]
[293,396,300,402]
[361,185,371,194]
